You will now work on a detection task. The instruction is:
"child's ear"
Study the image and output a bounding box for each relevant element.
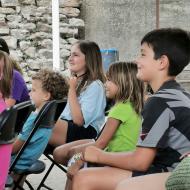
[159,55,169,70]
[44,92,51,101]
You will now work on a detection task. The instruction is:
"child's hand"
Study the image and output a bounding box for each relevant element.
[82,146,102,163]
[68,76,78,89]
[180,152,190,160]
[67,160,84,179]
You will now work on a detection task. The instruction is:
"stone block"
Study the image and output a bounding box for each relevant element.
[6,15,22,22]
[11,29,30,40]
[28,59,41,70]
[0,14,5,22]
[1,0,19,7]
[30,32,51,40]
[10,50,23,62]
[60,7,80,17]
[0,8,15,14]
[60,27,78,37]
[69,18,84,27]
[38,49,52,59]
[8,21,20,29]
[36,0,51,6]
[60,0,82,8]
[20,5,37,19]
[40,59,53,69]
[25,47,36,57]
[0,22,9,34]
[19,41,32,51]
[21,23,36,31]
[3,36,17,49]
[36,22,52,32]
[40,39,52,48]
[67,38,78,44]
[60,48,70,58]
[18,0,36,5]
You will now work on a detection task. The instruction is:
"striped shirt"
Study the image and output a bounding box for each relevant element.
[137,80,190,171]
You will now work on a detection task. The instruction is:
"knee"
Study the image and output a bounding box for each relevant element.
[72,170,89,190]
[53,147,67,164]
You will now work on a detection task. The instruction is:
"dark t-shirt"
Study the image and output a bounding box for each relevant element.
[137,80,190,171]
[12,70,30,104]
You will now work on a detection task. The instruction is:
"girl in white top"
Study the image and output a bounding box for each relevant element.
[49,40,106,147]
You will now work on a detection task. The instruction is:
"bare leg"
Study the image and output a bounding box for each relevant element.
[53,139,93,165]
[116,172,171,190]
[72,167,132,190]
[49,119,68,147]
[65,178,72,190]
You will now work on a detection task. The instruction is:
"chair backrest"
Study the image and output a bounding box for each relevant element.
[54,99,67,122]
[9,100,57,172]
[13,100,34,133]
[0,107,18,144]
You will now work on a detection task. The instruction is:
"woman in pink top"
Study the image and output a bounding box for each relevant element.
[0,50,13,190]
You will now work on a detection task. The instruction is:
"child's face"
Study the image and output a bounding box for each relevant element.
[136,42,160,83]
[105,79,118,99]
[68,44,86,76]
[29,79,50,109]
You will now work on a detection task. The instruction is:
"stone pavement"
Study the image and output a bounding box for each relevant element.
[5,155,67,190]
[24,155,67,190]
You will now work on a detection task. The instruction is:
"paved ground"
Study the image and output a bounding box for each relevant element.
[27,155,67,190]
[17,155,67,190]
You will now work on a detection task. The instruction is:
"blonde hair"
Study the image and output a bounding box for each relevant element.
[0,51,13,98]
[106,62,144,114]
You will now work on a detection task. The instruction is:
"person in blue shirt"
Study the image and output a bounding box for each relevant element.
[11,69,68,172]
[49,40,106,147]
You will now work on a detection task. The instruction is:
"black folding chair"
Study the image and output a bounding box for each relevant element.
[37,98,113,190]
[13,100,34,133]
[0,107,18,189]
[37,99,67,190]
[0,106,18,144]
[8,100,58,190]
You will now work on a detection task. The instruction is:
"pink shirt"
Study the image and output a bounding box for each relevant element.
[0,98,12,189]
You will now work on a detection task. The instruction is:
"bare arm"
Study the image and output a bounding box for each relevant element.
[68,77,84,126]
[12,138,25,154]
[95,118,120,149]
[5,98,16,107]
[83,146,157,171]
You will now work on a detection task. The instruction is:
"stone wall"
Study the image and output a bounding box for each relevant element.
[1,0,190,91]
[159,0,190,91]
[0,0,84,82]
[82,0,190,91]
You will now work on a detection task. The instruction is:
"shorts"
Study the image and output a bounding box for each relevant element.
[132,165,168,177]
[65,120,97,143]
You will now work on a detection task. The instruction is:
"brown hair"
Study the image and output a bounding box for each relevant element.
[73,40,106,94]
[32,69,68,100]
[106,62,144,114]
[0,51,13,98]
[10,58,23,75]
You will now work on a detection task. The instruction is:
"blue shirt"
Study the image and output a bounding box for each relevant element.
[60,80,106,133]
[11,112,52,171]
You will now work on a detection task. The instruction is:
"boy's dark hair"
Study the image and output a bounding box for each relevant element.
[32,69,68,100]
[141,28,190,76]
